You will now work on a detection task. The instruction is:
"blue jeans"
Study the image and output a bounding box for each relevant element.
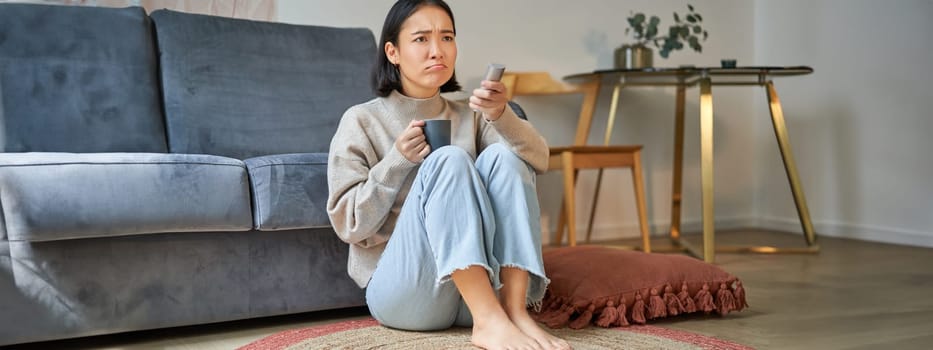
[366,144,548,331]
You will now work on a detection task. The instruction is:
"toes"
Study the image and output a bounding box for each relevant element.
[546,338,569,350]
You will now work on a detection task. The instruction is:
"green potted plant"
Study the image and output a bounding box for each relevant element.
[615,4,709,69]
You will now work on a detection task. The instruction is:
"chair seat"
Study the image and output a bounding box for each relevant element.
[549,145,642,153]
[548,145,643,171]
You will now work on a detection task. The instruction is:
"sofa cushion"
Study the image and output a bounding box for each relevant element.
[151,10,377,160]
[244,153,330,231]
[0,4,167,153]
[0,153,252,242]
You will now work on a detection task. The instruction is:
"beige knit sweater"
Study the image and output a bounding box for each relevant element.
[326,90,548,287]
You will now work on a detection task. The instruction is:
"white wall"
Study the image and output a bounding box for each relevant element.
[279,1,933,247]
[279,0,758,244]
[753,0,933,247]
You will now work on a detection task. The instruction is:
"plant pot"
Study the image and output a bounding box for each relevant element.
[614,44,653,69]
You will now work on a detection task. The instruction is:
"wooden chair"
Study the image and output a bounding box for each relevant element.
[502,72,650,251]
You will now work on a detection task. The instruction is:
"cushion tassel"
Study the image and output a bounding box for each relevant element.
[678,282,697,313]
[530,309,548,323]
[664,284,684,316]
[694,284,715,314]
[544,305,575,329]
[733,281,749,311]
[647,288,667,319]
[538,304,568,324]
[532,299,554,320]
[716,282,736,315]
[530,301,555,323]
[545,297,564,312]
[614,296,630,327]
[532,303,557,323]
[631,292,647,324]
[568,304,596,329]
[595,300,619,328]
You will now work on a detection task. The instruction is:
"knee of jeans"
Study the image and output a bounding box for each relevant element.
[480,143,511,158]
[478,143,532,176]
[424,145,473,171]
[367,299,458,331]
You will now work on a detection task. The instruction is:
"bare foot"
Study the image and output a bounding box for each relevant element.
[508,310,572,350]
[472,314,543,350]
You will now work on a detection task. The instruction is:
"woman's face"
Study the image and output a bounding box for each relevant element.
[385,5,457,98]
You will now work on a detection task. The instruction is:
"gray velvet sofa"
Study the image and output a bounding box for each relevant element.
[0,4,373,345]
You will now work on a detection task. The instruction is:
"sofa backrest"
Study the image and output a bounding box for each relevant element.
[0,4,168,153]
[151,10,377,160]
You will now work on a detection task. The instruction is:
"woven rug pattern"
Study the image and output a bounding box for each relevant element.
[239,318,752,350]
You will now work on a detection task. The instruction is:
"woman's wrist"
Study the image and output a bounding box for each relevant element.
[483,105,506,122]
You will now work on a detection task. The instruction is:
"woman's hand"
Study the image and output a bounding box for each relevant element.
[470,80,508,121]
[395,120,430,163]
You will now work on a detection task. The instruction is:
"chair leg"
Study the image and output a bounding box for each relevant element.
[555,199,567,246]
[631,151,651,253]
[556,169,584,246]
[561,152,577,247]
[585,168,605,243]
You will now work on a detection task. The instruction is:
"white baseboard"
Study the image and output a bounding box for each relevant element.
[541,216,757,245]
[756,216,933,248]
[675,216,760,236]
[542,215,933,248]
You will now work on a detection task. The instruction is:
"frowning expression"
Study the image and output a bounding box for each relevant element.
[385,5,457,98]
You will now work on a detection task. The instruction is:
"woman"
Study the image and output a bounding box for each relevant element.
[327,1,570,349]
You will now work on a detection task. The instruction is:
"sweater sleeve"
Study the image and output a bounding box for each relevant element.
[327,109,418,248]
[477,105,549,173]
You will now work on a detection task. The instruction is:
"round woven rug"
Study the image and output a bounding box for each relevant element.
[239,318,752,350]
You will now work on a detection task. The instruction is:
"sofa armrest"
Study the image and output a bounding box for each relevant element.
[244,153,330,231]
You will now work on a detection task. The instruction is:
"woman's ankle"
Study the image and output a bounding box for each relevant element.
[501,302,532,320]
[473,309,513,329]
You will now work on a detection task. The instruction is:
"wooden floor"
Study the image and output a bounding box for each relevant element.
[7,229,933,349]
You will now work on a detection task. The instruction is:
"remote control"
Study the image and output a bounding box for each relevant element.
[474,63,506,114]
[484,63,505,82]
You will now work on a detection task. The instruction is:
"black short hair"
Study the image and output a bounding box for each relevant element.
[373,0,461,97]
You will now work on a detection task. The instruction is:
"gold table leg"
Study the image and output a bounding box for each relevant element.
[663,80,713,262]
[670,85,686,242]
[766,81,819,247]
[699,78,715,263]
[671,81,821,258]
[653,78,821,259]
[665,83,700,257]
